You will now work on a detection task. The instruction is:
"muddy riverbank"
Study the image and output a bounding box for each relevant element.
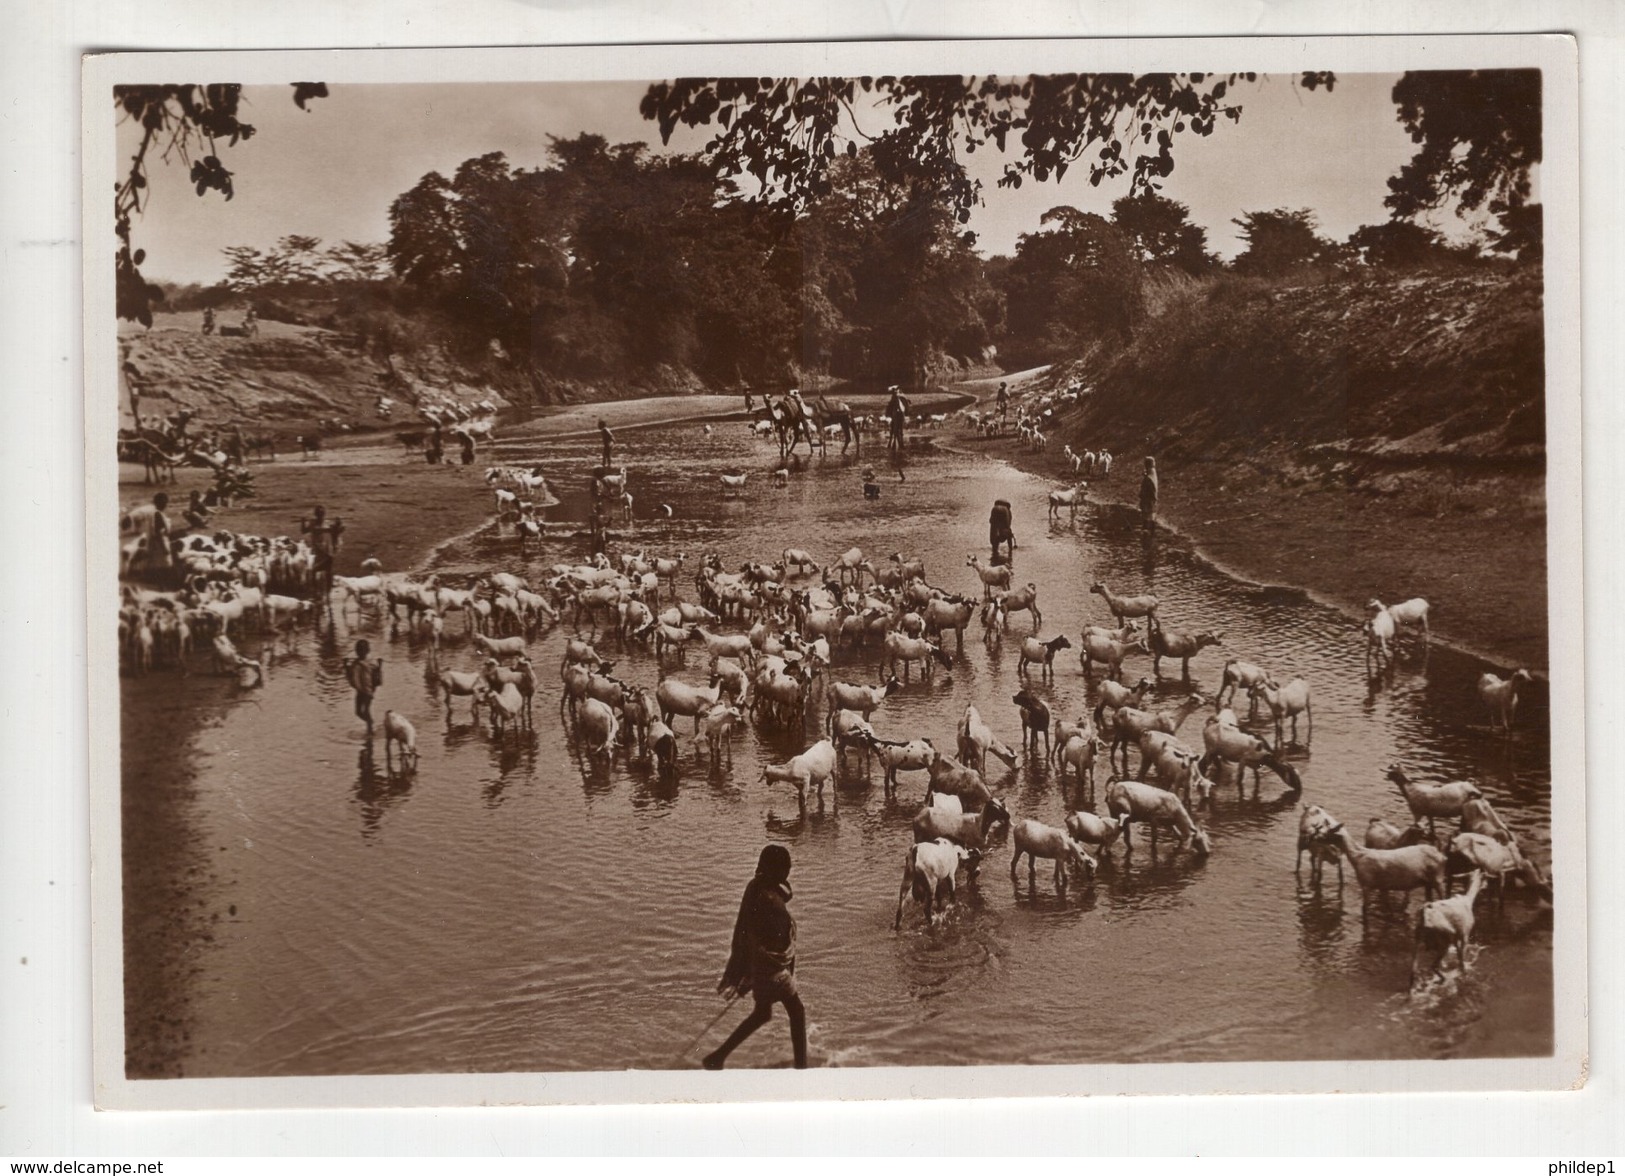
[960,374,1549,675]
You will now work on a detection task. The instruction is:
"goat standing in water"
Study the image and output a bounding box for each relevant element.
[383,710,419,775]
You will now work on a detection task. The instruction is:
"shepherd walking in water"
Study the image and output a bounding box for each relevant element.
[1139,455,1160,531]
[598,418,616,467]
[702,844,808,1070]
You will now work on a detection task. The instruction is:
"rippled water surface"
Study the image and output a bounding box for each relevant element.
[160,420,1553,1075]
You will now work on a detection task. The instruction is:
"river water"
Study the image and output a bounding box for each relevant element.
[155,418,1553,1075]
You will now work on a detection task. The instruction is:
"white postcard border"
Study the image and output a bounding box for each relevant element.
[82,33,1585,1111]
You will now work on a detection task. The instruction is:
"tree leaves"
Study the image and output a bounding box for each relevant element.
[114,83,327,323]
[999,205,1141,365]
[1384,69,1540,224]
[1111,191,1214,274]
[638,72,1304,223]
[1230,208,1330,276]
[189,155,235,199]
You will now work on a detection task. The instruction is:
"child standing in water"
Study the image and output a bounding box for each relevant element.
[345,639,383,735]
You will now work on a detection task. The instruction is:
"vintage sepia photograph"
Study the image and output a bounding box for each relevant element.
[85,38,1583,1108]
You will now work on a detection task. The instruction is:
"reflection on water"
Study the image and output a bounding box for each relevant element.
[167,421,1552,1075]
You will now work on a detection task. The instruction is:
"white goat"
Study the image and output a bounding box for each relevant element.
[1321,818,1449,925]
[1295,803,1343,886]
[578,697,619,758]
[1388,764,1483,837]
[1105,778,1211,856]
[1410,870,1484,990]
[957,705,1018,774]
[1018,633,1072,679]
[884,631,951,682]
[761,739,839,810]
[382,710,419,774]
[825,676,901,728]
[1364,605,1397,672]
[1047,482,1086,521]
[1081,633,1150,682]
[694,703,744,764]
[1089,581,1159,624]
[1478,668,1533,734]
[1065,810,1127,858]
[895,839,982,929]
[1216,659,1269,716]
[965,554,1012,599]
[1377,596,1432,642]
[1250,677,1313,747]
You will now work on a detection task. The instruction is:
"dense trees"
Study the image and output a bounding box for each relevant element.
[1110,192,1214,274]
[1385,70,1542,264]
[1231,209,1330,276]
[997,208,1140,368]
[123,70,1544,396]
[1386,70,1540,222]
[379,138,998,387]
[383,138,798,382]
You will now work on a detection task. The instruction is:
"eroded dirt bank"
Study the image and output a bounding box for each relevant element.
[972,267,1550,673]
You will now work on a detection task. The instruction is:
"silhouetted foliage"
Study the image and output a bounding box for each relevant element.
[641,72,1336,222]
[381,138,1002,387]
[1488,203,1542,263]
[1344,220,1490,270]
[1110,192,1215,274]
[1385,70,1541,223]
[114,83,325,325]
[997,206,1141,368]
[1231,208,1331,276]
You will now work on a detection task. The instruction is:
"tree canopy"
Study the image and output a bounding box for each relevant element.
[1385,69,1541,221]
[640,72,1336,222]
[379,138,1006,387]
[1231,208,1329,276]
[1110,192,1214,274]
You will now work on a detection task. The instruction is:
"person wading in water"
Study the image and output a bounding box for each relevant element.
[703,844,808,1070]
[344,638,383,736]
[989,498,1015,565]
[885,385,910,454]
[300,505,345,598]
[1140,455,1160,531]
[598,418,616,468]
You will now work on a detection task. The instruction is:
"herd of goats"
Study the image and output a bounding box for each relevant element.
[117,426,1551,992]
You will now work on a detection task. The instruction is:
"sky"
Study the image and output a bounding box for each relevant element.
[115,74,1462,285]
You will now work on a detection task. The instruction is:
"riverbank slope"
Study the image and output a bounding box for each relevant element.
[979,266,1549,671]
